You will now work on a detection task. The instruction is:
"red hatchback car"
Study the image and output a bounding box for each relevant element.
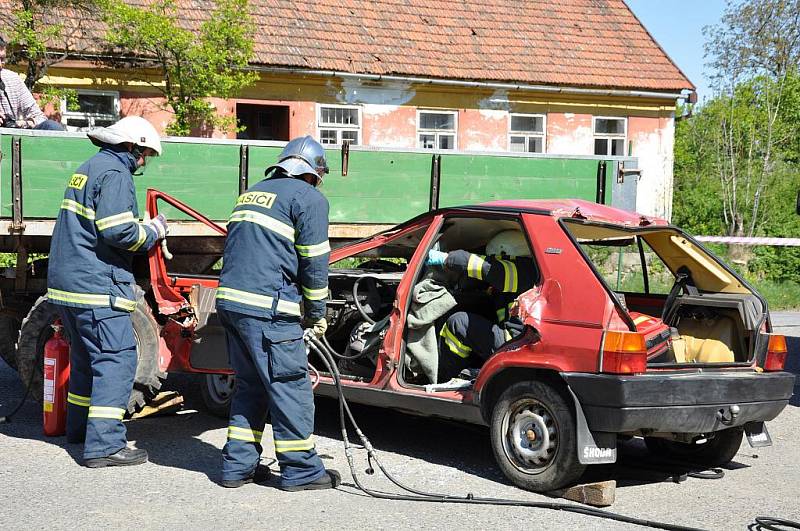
[148,195,795,492]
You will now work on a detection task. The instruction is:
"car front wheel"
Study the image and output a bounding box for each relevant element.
[200,373,235,418]
[490,380,585,492]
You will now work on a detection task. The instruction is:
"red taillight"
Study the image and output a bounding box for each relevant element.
[602,331,647,374]
[764,334,788,371]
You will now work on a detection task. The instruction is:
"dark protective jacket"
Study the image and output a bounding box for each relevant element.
[216,172,330,321]
[47,147,160,311]
[444,250,536,323]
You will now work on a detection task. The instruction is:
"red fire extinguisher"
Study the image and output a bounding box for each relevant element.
[43,319,70,437]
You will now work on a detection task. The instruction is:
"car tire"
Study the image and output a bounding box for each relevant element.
[490,380,585,492]
[644,427,744,468]
[16,289,164,414]
[200,373,235,418]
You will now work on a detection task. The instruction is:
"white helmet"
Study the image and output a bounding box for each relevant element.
[87,116,162,156]
[486,230,530,257]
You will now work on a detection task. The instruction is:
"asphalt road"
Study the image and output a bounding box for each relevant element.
[0,315,798,530]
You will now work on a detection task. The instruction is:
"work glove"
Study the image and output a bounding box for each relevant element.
[148,214,168,240]
[425,249,448,267]
[302,317,328,338]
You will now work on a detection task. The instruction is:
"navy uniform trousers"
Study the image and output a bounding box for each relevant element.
[438,311,507,383]
[218,308,325,487]
[56,305,137,459]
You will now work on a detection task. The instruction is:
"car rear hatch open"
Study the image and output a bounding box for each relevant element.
[560,219,784,372]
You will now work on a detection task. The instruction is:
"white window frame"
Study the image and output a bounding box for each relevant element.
[417,109,458,150]
[317,104,361,145]
[508,113,546,153]
[593,116,627,156]
[60,89,120,132]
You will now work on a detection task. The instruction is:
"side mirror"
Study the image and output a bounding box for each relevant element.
[796,190,800,216]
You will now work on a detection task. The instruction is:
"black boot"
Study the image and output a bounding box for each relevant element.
[279,469,341,492]
[220,464,273,488]
[84,446,148,468]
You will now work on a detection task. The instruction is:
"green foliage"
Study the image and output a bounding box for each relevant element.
[37,86,78,112]
[100,0,258,135]
[6,1,94,91]
[674,0,800,285]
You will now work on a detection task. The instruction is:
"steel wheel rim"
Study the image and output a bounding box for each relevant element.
[501,397,559,475]
[207,374,235,402]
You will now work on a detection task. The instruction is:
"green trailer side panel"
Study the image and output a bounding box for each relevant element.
[1,135,242,221]
[2,133,621,225]
[247,147,430,224]
[322,150,431,224]
[438,155,611,207]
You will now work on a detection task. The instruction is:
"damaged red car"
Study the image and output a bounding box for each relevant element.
[150,195,795,492]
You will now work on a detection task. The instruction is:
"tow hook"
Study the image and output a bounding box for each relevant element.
[716,404,740,425]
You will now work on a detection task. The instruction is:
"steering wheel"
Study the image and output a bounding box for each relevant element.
[352,275,391,324]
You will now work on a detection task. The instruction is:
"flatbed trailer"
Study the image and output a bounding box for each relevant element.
[0,128,639,412]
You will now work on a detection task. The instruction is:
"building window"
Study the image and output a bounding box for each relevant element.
[593,117,627,156]
[318,105,360,145]
[418,110,457,150]
[61,90,120,132]
[509,114,545,153]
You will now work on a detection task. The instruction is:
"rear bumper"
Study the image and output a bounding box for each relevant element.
[562,370,795,433]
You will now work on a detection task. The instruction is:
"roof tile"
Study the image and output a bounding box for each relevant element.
[0,0,693,91]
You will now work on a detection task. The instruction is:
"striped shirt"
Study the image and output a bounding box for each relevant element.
[0,69,46,127]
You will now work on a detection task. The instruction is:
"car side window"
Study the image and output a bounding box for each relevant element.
[580,236,672,295]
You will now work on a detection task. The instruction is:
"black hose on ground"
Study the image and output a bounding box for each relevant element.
[306,334,705,531]
[0,350,40,424]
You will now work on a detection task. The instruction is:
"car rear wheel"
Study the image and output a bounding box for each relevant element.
[200,373,235,418]
[490,380,585,492]
[644,427,744,467]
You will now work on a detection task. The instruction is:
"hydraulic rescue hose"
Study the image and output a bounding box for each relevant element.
[0,350,41,424]
[304,333,704,531]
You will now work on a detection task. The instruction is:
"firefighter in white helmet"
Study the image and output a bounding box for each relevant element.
[426,229,536,382]
[47,116,167,467]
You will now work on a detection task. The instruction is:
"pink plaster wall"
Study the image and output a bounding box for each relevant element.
[459,109,508,151]
[289,102,317,139]
[545,113,594,155]
[362,106,416,147]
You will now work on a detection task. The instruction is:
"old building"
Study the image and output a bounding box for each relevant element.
[5,0,693,218]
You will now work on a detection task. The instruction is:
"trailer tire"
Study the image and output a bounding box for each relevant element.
[644,427,744,468]
[16,289,165,414]
[0,299,31,370]
[200,373,235,418]
[490,380,585,492]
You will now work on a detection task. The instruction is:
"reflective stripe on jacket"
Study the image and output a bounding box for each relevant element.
[47,147,159,311]
[445,250,536,323]
[216,172,330,320]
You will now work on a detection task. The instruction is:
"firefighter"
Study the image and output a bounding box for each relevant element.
[215,136,340,490]
[47,116,167,467]
[426,230,536,382]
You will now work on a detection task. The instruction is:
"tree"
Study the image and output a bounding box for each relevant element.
[1,0,94,107]
[100,0,258,136]
[701,0,800,237]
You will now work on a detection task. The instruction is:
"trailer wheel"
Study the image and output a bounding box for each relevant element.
[644,427,744,467]
[200,374,235,418]
[0,299,31,370]
[16,289,165,414]
[490,380,585,492]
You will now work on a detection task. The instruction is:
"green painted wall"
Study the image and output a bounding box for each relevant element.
[1,134,613,224]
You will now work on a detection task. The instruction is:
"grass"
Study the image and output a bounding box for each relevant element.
[748,279,800,311]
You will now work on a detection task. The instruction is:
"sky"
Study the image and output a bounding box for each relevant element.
[624,0,727,102]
